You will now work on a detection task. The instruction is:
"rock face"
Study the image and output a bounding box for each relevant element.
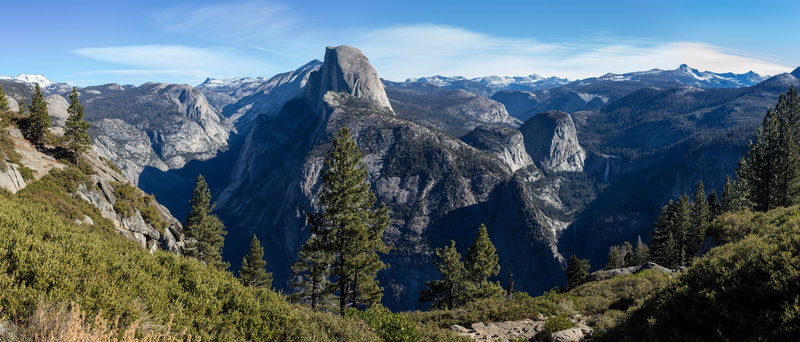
[588,262,675,282]
[461,125,534,173]
[314,45,392,112]
[520,111,585,172]
[45,94,69,127]
[90,119,168,183]
[82,83,233,183]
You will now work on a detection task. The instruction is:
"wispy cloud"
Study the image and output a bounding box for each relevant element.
[73,45,281,82]
[351,25,793,80]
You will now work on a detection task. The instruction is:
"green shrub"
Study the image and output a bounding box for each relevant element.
[0,193,377,341]
[608,205,800,341]
[535,314,574,339]
[18,165,33,181]
[346,305,419,342]
[105,158,123,174]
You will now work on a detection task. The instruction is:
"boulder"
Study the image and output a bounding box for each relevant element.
[45,94,69,127]
[550,327,584,342]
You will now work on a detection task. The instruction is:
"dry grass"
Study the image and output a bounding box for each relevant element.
[4,302,199,342]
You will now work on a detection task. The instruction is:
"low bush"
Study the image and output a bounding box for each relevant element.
[112,181,168,233]
[18,165,33,181]
[535,314,574,339]
[0,193,378,341]
[346,305,419,342]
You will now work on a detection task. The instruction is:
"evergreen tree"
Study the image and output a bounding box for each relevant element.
[239,235,272,288]
[420,240,467,310]
[64,87,91,164]
[17,99,28,116]
[0,85,8,111]
[772,87,800,207]
[302,125,390,314]
[463,224,503,300]
[674,195,693,266]
[633,236,650,266]
[689,182,710,255]
[565,255,589,290]
[707,189,722,219]
[604,245,624,270]
[184,174,228,271]
[622,241,634,267]
[25,84,50,145]
[290,237,333,310]
[650,201,679,268]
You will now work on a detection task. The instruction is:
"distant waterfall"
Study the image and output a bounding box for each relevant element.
[603,157,610,183]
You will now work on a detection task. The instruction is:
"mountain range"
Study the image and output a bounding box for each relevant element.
[1,53,796,311]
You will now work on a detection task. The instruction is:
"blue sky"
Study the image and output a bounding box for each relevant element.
[2,0,798,86]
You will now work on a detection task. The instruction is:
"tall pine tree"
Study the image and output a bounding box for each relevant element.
[463,224,503,300]
[26,84,50,145]
[420,240,467,310]
[689,181,710,255]
[64,87,91,165]
[239,235,272,288]
[565,255,590,290]
[302,125,390,314]
[290,236,334,310]
[0,85,8,112]
[650,200,680,268]
[184,174,228,271]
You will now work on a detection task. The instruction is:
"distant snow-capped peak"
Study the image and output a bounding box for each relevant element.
[197,76,269,90]
[0,74,58,88]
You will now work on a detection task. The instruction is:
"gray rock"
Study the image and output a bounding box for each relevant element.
[0,165,26,193]
[589,262,673,282]
[315,45,393,113]
[5,95,18,112]
[550,328,584,342]
[520,111,585,172]
[450,325,471,334]
[45,94,69,127]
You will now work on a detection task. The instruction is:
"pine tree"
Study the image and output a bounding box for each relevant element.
[64,87,91,165]
[651,201,679,268]
[184,174,228,271]
[463,224,503,300]
[707,189,722,219]
[239,235,272,288]
[420,240,467,310]
[565,255,589,290]
[622,241,634,267]
[604,245,624,270]
[772,87,800,207]
[290,237,333,310]
[633,236,650,265]
[0,85,8,111]
[689,182,710,256]
[25,84,50,145]
[302,125,390,314]
[674,195,693,266]
[17,99,28,116]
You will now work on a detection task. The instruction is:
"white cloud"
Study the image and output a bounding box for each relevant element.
[72,45,282,82]
[350,24,793,81]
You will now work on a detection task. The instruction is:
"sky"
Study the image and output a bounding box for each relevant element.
[1,0,798,86]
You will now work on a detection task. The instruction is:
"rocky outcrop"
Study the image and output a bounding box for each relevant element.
[313,45,393,113]
[74,151,185,254]
[45,94,69,127]
[4,95,18,112]
[461,125,534,173]
[588,262,675,282]
[520,111,585,172]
